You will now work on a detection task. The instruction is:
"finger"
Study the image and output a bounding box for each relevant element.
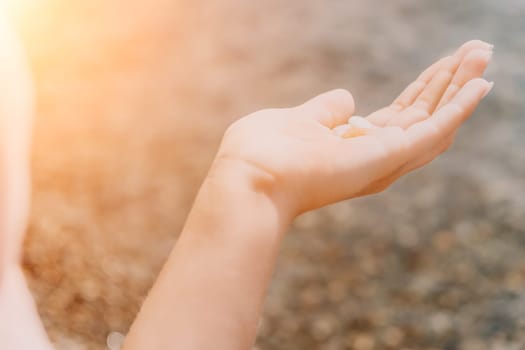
[410,56,458,115]
[355,134,453,197]
[355,123,456,198]
[343,126,409,173]
[394,130,456,182]
[368,40,492,127]
[403,134,455,173]
[296,89,355,128]
[386,105,429,129]
[365,107,391,127]
[436,48,493,110]
[389,56,449,113]
[353,76,487,197]
[389,40,493,112]
[406,78,492,156]
[417,40,492,83]
[325,127,408,204]
[386,57,460,129]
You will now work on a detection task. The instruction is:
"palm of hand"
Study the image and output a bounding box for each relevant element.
[218,40,493,215]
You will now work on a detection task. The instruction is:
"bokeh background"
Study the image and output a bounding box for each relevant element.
[6,0,525,349]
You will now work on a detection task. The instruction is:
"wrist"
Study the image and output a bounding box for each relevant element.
[206,156,295,221]
[182,158,294,243]
[126,158,294,350]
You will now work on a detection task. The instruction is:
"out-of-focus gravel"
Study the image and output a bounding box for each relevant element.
[11,0,525,349]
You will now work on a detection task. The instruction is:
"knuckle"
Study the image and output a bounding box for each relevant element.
[446,83,461,97]
[437,69,454,79]
[447,102,465,117]
[414,99,431,112]
[391,102,405,111]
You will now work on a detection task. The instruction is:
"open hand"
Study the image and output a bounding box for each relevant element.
[213,40,493,216]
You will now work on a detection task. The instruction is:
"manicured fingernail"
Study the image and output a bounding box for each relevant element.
[473,48,494,62]
[483,81,494,98]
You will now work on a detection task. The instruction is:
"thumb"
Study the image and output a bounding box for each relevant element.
[294,89,355,128]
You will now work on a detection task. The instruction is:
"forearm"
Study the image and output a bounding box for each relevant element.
[123,161,292,350]
[122,41,492,349]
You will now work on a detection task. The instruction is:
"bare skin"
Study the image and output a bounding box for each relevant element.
[0,14,492,350]
[0,14,54,350]
[123,41,493,350]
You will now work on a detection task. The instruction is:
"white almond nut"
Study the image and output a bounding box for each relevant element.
[347,116,375,129]
[332,124,353,137]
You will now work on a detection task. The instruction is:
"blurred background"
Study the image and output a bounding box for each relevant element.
[5,0,525,349]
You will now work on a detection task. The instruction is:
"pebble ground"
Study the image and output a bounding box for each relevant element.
[10,0,525,349]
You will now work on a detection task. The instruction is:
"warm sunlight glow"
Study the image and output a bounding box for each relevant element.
[1,0,22,12]
[1,0,38,24]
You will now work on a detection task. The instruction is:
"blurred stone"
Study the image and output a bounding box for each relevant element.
[106,331,125,350]
[294,211,321,230]
[281,318,301,336]
[352,334,375,350]
[455,262,475,282]
[327,280,347,303]
[438,289,464,309]
[309,315,337,341]
[359,255,379,277]
[300,286,324,308]
[410,274,438,297]
[368,310,388,328]
[461,338,488,350]
[396,226,420,249]
[258,317,271,337]
[504,271,524,293]
[80,278,101,302]
[491,340,522,350]
[432,230,456,253]
[381,326,405,347]
[429,312,452,335]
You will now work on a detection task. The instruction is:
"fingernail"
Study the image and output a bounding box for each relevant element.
[483,81,494,98]
[481,41,494,51]
[483,49,494,62]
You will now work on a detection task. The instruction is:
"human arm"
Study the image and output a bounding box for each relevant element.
[123,40,493,350]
